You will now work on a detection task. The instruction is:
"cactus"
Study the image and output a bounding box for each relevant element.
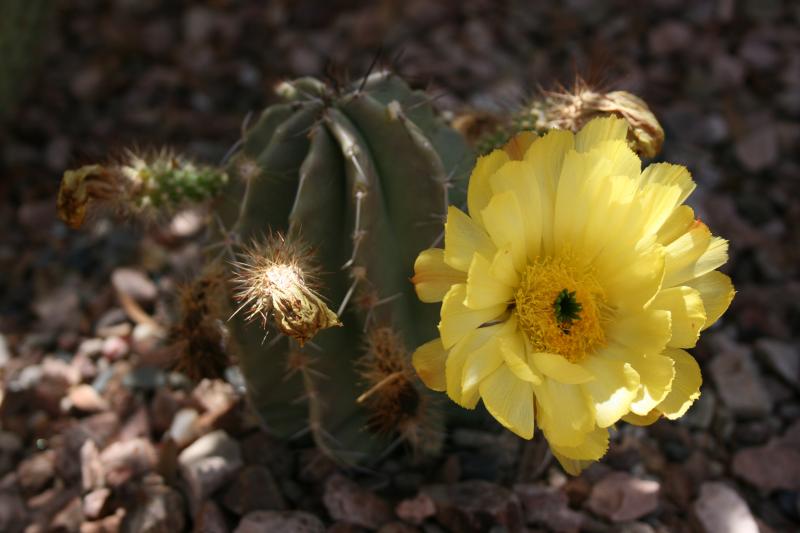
[210,71,474,464]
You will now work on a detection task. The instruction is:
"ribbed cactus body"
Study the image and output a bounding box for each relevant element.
[218,72,473,463]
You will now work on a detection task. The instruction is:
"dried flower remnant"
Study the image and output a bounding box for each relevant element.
[232,234,341,345]
[358,326,443,457]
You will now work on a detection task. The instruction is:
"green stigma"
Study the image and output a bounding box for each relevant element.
[553,288,582,328]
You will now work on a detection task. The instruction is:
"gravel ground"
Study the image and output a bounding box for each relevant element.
[1,1,799,532]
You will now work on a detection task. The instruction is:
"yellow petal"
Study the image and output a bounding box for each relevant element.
[603,244,666,311]
[489,160,543,261]
[522,130,574,255]
[461,337,504,395]
[489,244,519,287]
[651,286,706,348]
[657,348,702,419]
[532,352,594,384]
[554,149,612,250]
[480,365,535,439]
[500,330,541,384]
[663,223,728,287]
[580,355,640,428]
[628,352,675,415]
[549,425,609,464]
[467,149,509,226]
[639,162,695,206]
[464,251,513,310]
[481,190,527,272]
[606,309,672,356]
[591,140,641,181]
[439,284,505,349]
[684,271,735,330]
[443,206,496,272]
[656,205,695,245]
[622,410,661,426]
[535,379,595,446]
[445,321,504,408]
[574,116,629,153]
[412,248,466,303]
[412,338,448,391]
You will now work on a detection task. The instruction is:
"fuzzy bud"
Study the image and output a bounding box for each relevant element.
[233,234,341,345]
[532,84,665,157]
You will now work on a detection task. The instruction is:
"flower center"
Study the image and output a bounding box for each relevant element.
[515,255,607,362]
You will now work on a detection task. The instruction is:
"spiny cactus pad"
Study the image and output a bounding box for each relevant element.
[215,71,474,464]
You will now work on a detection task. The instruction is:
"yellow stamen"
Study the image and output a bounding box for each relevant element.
[515,255,607,362]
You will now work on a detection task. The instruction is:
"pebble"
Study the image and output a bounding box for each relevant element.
[732,423,800,491]
[513,484,582,532]
[235,510,325,533]
[735,125,779,173]
[111,268,158,304]
[648,20,693,55]
[130,323,165,357]
[0,333,10,368]
[101,336,129,361]
[178,430,243,514]
[122,475,185,533]
[693,482,759,533]
[167,408,199,448]
[222,464,286,515]
[195,500,230,533]
[0,489,28,533]
[323,473,393,530]
[17,450,56,495]
[421,480,524,533]
[65,384,109,414]
[82,488,111,520]
[754,338,800,389]
[708,339,773,417]
[587,471,660,523]
[98,438,157,487]
[395,493,436,526]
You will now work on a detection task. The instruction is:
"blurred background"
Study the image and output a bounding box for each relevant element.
[0,1,799,532]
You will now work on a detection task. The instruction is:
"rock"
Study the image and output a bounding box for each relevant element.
[83,488,112,520]
[735,125,779,173]
[81,440,105,491]
[513,484,582,532]
[150,388,181,435]
[323,473,393,529]
[99,438,157,487]
[178,430,243,513]
[51,496,84,532]
[222,464,286,515]
[192,379,237,414]
[709,340,773,417]
[234,510,325,533]
[587,472,660,523]
[56,413,120,482]
[131,323,165,357]
[395,493,436,526]
[755,339,800,388]
[0,489,28,533]
[682,388,716,430]
[80,508,126,533]
[693,482,759,533]
[0,333,10,368]
[102,336,130,361]
[66,384,110,413]
[167,408,199,448]
[120,406,151,441]
[648,20,693,55]
[111,268,158,304]
[732,423,800,491]
[122,475,186,533]
[194,500,229,533]
[17,450,55,495]
[422,480,524,533]
[377,522,419,533]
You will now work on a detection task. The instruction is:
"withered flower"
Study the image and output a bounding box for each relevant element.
[232,234,340,345]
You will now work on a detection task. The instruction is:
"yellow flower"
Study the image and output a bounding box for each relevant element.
[410,117,734,474]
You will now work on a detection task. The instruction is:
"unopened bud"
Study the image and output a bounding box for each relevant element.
[532,83,665,158]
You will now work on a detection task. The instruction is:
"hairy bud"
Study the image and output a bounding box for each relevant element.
[532,82,665,157]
